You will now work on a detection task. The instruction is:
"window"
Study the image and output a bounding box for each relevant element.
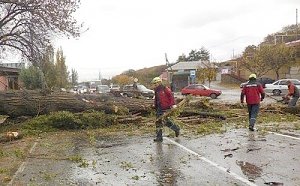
[7,76,18,90]
[278,80,288,85]
[291,80,300,85]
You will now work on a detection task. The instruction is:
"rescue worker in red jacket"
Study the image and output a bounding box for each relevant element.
[151,77,180,142]
[284,80,299,108]
[240,74,265,131]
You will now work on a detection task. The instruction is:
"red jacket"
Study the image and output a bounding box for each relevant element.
[154,85,175,110]
[241,80,265,104]
[288,83,300,98]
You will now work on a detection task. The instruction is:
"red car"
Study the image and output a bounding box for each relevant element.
[181,84,222,99]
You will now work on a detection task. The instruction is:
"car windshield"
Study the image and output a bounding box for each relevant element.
[137,84,149,91]
[79,85,87,89]
[202,85,209,89]
[98,85,109,90]
[187,84,207,89]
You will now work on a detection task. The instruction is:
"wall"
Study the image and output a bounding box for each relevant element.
[0,76,8,91]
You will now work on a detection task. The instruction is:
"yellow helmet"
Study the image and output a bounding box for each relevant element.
[151,77,162,84]
[249,74,257,79]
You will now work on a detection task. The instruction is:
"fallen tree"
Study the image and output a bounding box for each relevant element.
[0,90,154,118]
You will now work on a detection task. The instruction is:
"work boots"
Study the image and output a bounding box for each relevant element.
[249,127,258,132]
[154,129,163,142]
[175,129,180,137]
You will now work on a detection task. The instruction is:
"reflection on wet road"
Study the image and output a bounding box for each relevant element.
[9,128,300,185]
[155,142,180,185]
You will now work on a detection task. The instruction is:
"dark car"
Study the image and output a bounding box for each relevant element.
[181,84,222,99]
[122,84,154,99]
[240,77,275,88]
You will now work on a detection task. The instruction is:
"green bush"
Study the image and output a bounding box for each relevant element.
[21,114,57,135]
[78,110,117,129]
[21,111,118,135]
[48,111,83,129]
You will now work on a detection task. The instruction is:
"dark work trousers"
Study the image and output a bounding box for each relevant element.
[247,104,260,129]
[155,110,180,140]
[288,96,299,108]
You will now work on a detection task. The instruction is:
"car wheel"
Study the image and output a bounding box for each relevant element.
[210,93,217,99]
[273,89,281,96]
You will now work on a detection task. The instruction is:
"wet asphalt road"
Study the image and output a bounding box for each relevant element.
[9,128,300,186]
[7,82,300,185]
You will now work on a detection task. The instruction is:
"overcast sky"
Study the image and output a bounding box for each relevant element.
[55,0,299,81]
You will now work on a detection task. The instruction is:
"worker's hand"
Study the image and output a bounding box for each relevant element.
[260,98,264,102]
[171,105,177,109]
[240,102,244,107]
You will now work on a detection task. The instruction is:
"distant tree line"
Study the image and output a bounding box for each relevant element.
[20,46,78,90]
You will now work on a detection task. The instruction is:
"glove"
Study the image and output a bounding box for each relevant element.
[260,98,264,101]
[171,105,177,109]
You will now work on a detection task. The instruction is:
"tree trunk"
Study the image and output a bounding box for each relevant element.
[0,90,154,118]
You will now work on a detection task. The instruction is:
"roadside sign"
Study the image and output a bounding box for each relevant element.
[190,70,196,76]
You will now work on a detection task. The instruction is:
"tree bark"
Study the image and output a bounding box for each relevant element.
[0,90,154,118]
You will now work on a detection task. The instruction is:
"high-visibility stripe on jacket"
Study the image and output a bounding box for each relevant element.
[241,80,265,105]
[154,85,175,110]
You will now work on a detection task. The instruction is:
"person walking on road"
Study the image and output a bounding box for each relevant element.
[284,80,299,108]
[151,77,180,142]
[240,74,265,131]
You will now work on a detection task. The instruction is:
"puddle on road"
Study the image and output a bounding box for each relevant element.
[157,167,179,184]
[236,161,262,181]
[155,143,182,185]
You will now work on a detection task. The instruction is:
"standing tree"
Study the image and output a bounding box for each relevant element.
[70,68,78,86]
[241,44,296,79]
[0,0,81,65]
[55,48,69,88]
[112,74,131,86]
[40,45,57,89]
[19,65,44,89]
[178,47,210,62]
[196,61,217,87]
[122,69,136,77]
[266,44,296,79]
[241,45,272,77]
[176,53,188,62]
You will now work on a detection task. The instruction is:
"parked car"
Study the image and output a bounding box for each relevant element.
[122,84,154,99]
[264,79,300,96]
[89,84,97,93]
[97,85,110,94]
[77,85,88,94]
[181,84,222,99]
[240,77,275,88]
[110,84,120,91]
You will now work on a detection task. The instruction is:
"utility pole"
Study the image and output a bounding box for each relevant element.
[296,8,298,40]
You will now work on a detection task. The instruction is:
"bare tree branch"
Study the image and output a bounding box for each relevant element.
[0,0,81,65]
